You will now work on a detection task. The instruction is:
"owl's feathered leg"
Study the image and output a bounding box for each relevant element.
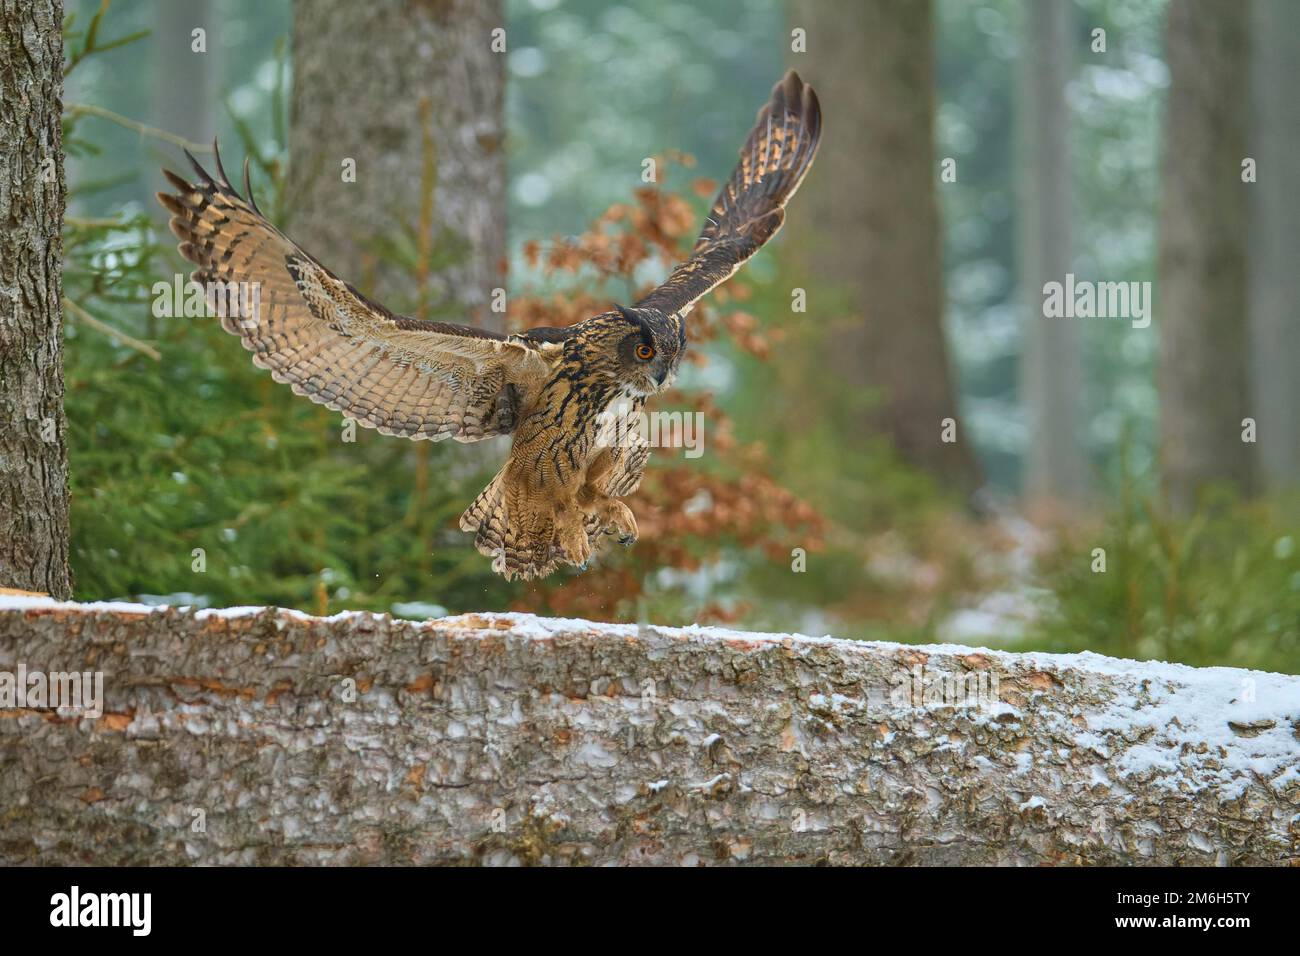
[554,509,593,569]
[583,498,638,546]
[459,466,581,580]
[577,448,640,546]
[459,445,639,580]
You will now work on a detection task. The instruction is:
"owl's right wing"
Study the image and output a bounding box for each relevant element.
[635,69,822,322]
[158,145,565,442]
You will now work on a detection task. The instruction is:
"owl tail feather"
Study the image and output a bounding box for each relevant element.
[459,470,559,581]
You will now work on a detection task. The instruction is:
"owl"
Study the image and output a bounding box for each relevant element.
[157,70,821,581]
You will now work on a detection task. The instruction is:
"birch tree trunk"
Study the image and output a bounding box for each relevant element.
[785,0,982,496]
[1249,0,1300,489]
[2,598,1295,866]
[1018,0,1086,506]
[0,0,71,599]
[1157,0,1255,512]
[288,0,506,329]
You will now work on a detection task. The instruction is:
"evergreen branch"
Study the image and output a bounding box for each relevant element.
[63,0,150,77]
[64,104,213,153]
[63,297,162,362]
[64,215,128,229]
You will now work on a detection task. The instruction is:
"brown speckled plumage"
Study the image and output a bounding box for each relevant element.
[158,70,821,580]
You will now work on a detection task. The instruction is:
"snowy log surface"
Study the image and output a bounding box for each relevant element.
[1,596,1297,865]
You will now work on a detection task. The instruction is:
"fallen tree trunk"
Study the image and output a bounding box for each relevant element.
[1,596,1296,865]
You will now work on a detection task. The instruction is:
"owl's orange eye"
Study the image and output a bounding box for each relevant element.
[635,343,656,361]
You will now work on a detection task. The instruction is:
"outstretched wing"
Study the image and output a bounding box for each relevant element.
[636,69,822,320]
[157,145,564,442]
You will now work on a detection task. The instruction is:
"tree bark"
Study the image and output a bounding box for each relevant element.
[1249,0,1300,489]
[785,0,981,496]
[2,597,1295,865]
[1018,0,1087,506]
[288,0,506,328]
[0,0,71,599]
[1157,0,1255,512]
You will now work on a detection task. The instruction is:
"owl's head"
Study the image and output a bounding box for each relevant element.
[590,304,684,397]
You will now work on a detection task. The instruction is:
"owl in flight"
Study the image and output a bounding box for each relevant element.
[158,70,821,581]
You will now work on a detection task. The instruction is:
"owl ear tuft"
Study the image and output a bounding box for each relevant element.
[614,304,655,341]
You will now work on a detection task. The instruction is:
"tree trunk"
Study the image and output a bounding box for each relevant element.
[785,0,981,496]
[0,0,71,599]
[1249,0,1300,489]
[2,597,1295,865]
[1018,0,1086,506]
[1157,0,1254,512]
[288,0,506,328]
[148,0,217,209]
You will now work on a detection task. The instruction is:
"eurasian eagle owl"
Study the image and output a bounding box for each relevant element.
[158,70,821,581]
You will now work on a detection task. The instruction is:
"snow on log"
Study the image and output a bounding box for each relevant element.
[0,595,1296,865]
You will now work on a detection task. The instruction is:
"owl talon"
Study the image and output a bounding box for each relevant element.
[588,499,638,549]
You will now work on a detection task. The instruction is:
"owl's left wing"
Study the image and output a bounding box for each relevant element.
[635,69,822,321]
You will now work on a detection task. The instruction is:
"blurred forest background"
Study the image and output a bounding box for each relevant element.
[53,0,1298,671]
